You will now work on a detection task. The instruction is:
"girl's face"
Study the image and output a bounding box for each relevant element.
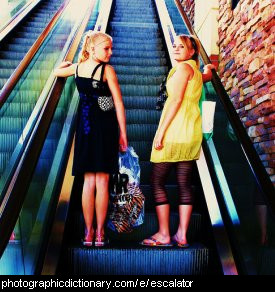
[91,38,113,63]
[172,37,194,62]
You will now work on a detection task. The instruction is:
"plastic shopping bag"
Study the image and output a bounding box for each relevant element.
[199,86,216,140]
[108,147,145,233]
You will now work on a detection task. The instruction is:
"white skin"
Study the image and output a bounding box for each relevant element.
[54,36,127,242]
[144,36,213,245]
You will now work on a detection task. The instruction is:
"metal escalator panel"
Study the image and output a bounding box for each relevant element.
[165,0,275,275]
[0,1,100,275]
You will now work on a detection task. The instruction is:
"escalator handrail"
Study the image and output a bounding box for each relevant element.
[0,0,71,110]
[0,0,96,260]
[174,0,275,212]
[0,0,42,41]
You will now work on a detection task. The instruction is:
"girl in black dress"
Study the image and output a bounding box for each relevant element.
[54,31,127,247]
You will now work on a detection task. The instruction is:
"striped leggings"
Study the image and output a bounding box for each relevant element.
[151,161,194,206]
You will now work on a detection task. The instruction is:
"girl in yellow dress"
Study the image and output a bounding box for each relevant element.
[142,35,214,247]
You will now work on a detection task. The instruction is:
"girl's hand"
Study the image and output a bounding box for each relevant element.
[153,132,164,150]
[203,64,216,72]
[202,64,216,82]
[60,61,72,68]
[119,133,128,152]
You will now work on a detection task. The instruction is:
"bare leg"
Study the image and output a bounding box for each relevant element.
[174,205,193,245]
[143,204,171,244]
[82,172,96,241]
[95,172,110,236]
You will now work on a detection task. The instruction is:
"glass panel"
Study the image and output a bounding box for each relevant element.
[204,81,275,275]
[0,222,24,275]
[0,2,100,274]
[20,77,76,274]
[0,1,76,202]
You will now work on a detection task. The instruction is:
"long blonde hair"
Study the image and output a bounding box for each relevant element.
[177,34,201,67]
[78,30,113,63]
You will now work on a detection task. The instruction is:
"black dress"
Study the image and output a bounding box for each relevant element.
[72,63,119,175]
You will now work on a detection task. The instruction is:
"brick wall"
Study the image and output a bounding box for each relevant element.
[180,0,195,25]
[218,0,275,182]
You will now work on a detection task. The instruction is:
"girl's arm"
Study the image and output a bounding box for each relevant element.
[105,65,128,151]
[202,63,216,83]
[53,61,77,77]
[154,63,192,150]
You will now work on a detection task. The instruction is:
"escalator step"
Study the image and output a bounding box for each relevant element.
[113,37,163,45]
[115,65,167,75]
[123,96,157,109]
[67,242,210,275]
[126,109,160,124]
[117,75,163,85]
[121,84,159,96]
[112,57,167,66]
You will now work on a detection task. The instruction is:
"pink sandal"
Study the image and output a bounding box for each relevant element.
[82,231,94,247]
[95,233,109,247]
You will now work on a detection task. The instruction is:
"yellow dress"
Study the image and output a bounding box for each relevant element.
[150,60,203,163]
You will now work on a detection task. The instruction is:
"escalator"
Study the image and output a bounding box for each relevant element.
[0,0,274,275]
[56,0,222,275]
[56,0,275,275]
[0,0,65,91]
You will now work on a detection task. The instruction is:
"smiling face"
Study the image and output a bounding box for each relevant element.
[91,38,113,63]
[172,36,195,62]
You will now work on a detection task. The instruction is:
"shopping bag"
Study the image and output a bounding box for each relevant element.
[108,147,145,233]
[199,86,216,140]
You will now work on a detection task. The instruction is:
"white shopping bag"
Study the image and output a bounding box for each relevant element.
[202,101,216,134]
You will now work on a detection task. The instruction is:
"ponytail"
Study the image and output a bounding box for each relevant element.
[78,30,113,63]
[78,33,91,63]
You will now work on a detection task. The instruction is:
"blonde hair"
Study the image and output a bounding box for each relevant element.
[78,30,113,63]
[177,34,201,67]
